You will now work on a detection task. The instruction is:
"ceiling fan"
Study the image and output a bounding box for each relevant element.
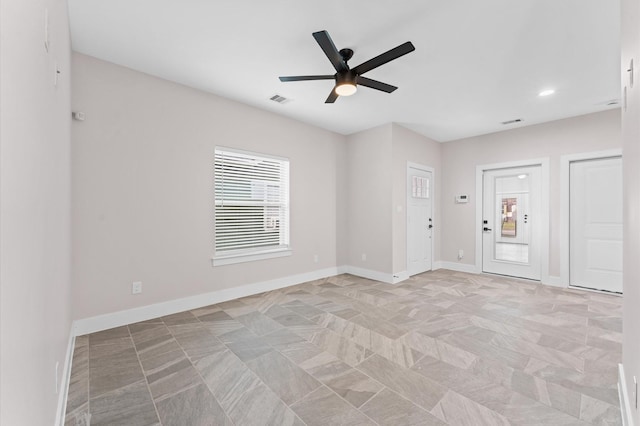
[279,30,415,103]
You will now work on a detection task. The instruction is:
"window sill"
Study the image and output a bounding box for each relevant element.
[212,248,292,266]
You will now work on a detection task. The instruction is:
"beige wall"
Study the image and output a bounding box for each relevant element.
[621,0,640,422]
[0,0,72,423]
[440,109,621,277]
[72,53,346,319]
[391,124,442,274]
[345,124,393,274]
[344,123,442,278]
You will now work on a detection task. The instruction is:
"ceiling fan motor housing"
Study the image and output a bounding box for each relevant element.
[337,70,357,86]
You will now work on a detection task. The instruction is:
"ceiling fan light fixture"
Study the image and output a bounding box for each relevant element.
[335,83,357,96]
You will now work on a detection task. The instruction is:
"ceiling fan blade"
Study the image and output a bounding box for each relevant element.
[313,30,349,74]
[357,76,397,93]
[325,89,339,103]
[352,41,415,75]
[279,75,335,82]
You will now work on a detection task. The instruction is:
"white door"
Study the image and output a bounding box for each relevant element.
[482,166,541,280]
[570,157,623,293]
[407,166,433,276]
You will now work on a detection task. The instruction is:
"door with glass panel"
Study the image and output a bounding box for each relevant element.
[482,166,541,280]
[407,166,433,276]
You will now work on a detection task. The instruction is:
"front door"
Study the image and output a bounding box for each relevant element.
[570,157,623,293]
[482,166,541,280]
[407,166,433,276]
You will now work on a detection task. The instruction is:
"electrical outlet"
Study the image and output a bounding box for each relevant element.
[132,281,142,295]
[313,254,319,263]
[361,253,367,261]
[458,249,464,260]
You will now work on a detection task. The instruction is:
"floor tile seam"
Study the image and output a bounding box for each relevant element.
[445,329,564,372]
[186,308,232,345]
[124,326,164,425]
[410,361,521,417]
[272,328,384,402]
[351,360,442,412]
[133,335,181,360]
[461,359,607,421]
[212,338,308,426]
[479,326,594,368]
[245,347,323,407]
[486,337,587,374]
[355,384,393,412]
[151,380,203,406]
[475,369,587,422]
[179,355,239,426]
[87,349,147,402]
[362,384,443,422]
[410,343,585,422]
[299,384,383,426]
[87,337,134,349]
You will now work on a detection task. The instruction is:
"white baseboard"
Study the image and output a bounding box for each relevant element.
[542,275,565,288]
[392,271,409,284]
[73,266,342,336]
[436,261,480,274]
[619,363,635,426]
[341,265,395,284]
[55,331,76,426]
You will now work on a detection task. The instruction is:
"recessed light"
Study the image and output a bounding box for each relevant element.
[518,174,527,179]
[539,89,555,97]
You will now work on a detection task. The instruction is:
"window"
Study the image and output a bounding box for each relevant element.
[213,147,290,265]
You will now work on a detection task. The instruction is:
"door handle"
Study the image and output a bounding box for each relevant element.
[428,225,433,229]
[483,227,492,231]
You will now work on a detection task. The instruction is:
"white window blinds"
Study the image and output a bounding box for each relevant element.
[214,148,290,256]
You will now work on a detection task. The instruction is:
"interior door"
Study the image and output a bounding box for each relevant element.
[482,166,541,280]
[407,166,433,276]
[570,157,623,293]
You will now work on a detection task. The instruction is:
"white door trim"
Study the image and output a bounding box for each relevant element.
[475,158,550,281]
[407,161,435,275]
[560,149,622,287]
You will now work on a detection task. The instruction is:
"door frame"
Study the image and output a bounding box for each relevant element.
[560,149,622,288]
[406,162,434,276]
[475,158,550,281]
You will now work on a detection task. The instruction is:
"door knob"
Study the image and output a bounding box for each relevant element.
[483,227,492,231]
[428,224,433,229]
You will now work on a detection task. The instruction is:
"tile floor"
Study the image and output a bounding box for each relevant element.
[64,270,623,426]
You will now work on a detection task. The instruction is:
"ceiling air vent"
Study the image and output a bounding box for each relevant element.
[501,118,523,125]
[269,94,290,104]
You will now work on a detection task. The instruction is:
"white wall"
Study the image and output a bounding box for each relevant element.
[440,109,621,278]
[391,124,442,274]
[345,124,393,275]
[621,0,640,422]
[0,0,72,424]
[71,53,346,319]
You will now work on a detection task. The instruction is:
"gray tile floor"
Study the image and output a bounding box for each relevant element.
[64,270,623,425]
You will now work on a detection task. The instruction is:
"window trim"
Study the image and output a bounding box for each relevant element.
[212,246,292,266]
[213,146,290,266]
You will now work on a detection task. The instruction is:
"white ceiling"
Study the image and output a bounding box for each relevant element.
[67,0,621,142]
